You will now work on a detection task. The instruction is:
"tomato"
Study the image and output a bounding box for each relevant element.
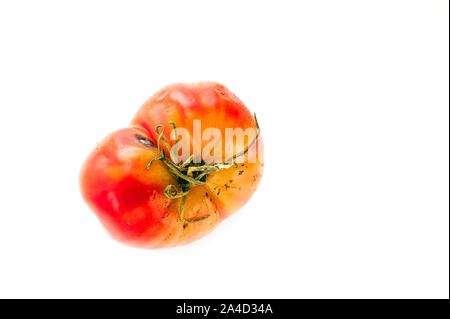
[80,82,263,248]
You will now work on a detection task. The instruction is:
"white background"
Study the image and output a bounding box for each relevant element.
[0,0,448,299]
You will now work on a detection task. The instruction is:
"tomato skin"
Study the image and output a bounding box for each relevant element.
[80,127,178,247]
[131,82,257,160]
[80,82,263,248]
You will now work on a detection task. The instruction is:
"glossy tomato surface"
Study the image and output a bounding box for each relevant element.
[80,82,264,248]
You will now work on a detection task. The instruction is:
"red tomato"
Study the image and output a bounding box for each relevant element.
[80,82,264,248]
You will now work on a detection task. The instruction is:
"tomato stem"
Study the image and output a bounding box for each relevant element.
[146,113,260,225]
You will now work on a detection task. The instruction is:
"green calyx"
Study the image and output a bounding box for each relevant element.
[146,114,260,225]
